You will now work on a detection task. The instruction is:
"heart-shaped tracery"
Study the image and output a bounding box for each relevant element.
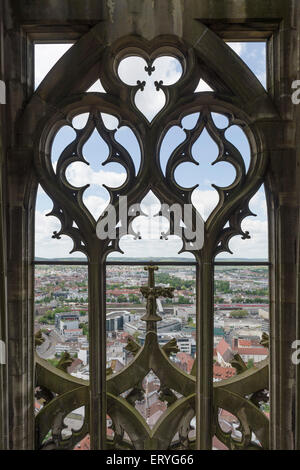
[117,55,183,122]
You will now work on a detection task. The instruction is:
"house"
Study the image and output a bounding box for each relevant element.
[216,339,234,367]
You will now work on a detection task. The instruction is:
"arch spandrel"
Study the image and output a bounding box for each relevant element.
[19,21,278,145]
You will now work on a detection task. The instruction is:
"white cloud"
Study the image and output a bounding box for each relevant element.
[249,189,267,219]
[192,189,219,221]
[257,72,267,88]
[227,42,246,56]
[222,218,268,259]
[72,113,89,129]
[118,56,182,121]
[101,113,119,130]
[117,237,191,259]
[65,163,126,189]
[35,44,107,93]
[216,189,268,259]
[131,215,169,240]
[191,187,268,258]
[72,112,120,134]
[35,209,81,258]
[118,56,182,87]
[83,194,109,220]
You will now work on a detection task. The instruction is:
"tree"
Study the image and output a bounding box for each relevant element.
[133,331,141,344]
[128,294,141,303]
[247,358,254,369]
[178,296,190,304]
[79,322,89,337]
[230,310,248,318]
[117,294,127,303]
[214,280,231,294]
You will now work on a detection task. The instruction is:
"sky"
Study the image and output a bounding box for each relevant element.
[34,42,268,260]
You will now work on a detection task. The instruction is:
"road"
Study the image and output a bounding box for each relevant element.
[36,330,59,359]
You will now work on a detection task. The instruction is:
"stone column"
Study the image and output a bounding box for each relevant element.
[3,1,35,449]
[294,0,300,451]
[267,1,300,448]
[0,0,9,450]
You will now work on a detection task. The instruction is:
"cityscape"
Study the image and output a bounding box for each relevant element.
[34,262,269,449]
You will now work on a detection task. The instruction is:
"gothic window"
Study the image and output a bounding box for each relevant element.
[33,36,270,451]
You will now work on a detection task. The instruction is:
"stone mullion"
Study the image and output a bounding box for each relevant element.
[270,201,298,449]
[0,0,8,451]
[196,256,214,449]
[265,140,298,451]
[0,151,8,450]
[0,104,8,450]
[88,255,107,450]
[5,164,36,449]
[296,205,300,449]
[6,200,35,449]
[266,2,299,449]
[294,0,300,450]
[3,0,35,447]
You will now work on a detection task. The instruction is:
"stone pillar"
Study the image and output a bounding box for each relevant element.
[0,0,9,449]
[294,0,300,451]
[267,0,300,448]
[2,1,35,449]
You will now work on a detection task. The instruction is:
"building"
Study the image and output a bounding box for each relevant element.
[213,365,236,382]
[55,312,80,331]
[106,310,131,332]
[216,339,234,368]
[78,348,89,366]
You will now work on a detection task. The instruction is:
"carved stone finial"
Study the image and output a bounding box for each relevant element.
[140,266,174,328]
[159,386,177,407]
[241,231,251,240]
[56,351,74,373]
[260,332,269,349]
[52,231,61,239]
[154,80,163,91]
[125,337,141,356]
[144,63,155,76]
[35,330,45,347]
[162,338,179,357]
[250,389,269,408]
[126,387,144,406]
[230,353,248,374]
[137,80,146,91]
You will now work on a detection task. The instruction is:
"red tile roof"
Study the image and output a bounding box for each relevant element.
[237,347,268,356]
[213,365,236,380]
[67,358,83,374]
[239,339,252,347]
[176,352,194,374]
[216,338,231,356]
